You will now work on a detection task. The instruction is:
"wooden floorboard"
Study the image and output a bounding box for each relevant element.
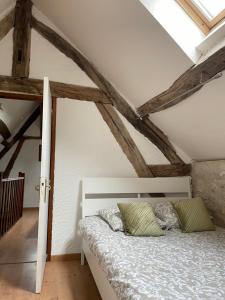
[0,260,101,300]
[0,208,38,264]
[0,208,101,299]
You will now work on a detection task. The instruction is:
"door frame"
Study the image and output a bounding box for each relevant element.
[0,92,57,260]
[47,97,57,260]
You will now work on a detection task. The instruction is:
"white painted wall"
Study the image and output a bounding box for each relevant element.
[33,0,192,108]
[52,99,189,255]
[151,72,225,161]
[3,3,223,257]
[0,119,41,208]
[140,0,204,62]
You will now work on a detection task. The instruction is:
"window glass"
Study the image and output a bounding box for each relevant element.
[191,0,225,20]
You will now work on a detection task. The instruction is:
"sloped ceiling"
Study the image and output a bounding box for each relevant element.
[0,0,224,160]
[0,99,37,136]
[32,0,225,161]
[33,0,192,107]
[0,0,15,14]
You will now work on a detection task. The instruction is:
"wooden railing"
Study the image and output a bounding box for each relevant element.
[0,172,25,237]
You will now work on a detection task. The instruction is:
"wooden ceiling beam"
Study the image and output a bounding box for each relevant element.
[32,16,184,164]
[0,9,14,42]
[0,106,40,159]
[96,103,153,177]
[138,46,225,116]
[12,0,32,77]
[0,75,110,103]
[148,164,191,177]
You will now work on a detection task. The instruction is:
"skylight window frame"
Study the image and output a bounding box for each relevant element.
[176,0,225,35]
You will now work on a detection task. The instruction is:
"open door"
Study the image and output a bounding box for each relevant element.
[36,77,52,293]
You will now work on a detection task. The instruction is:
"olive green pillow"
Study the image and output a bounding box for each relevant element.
[173,197,215,233]
[117,202,164,236]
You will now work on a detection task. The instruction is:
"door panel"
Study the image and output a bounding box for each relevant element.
[36,77,52,293]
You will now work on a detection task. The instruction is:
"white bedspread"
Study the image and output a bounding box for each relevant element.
[79,216,225,300]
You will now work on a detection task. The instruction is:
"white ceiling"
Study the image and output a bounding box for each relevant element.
[0,0,15,15]
[0,0,224,160]
[33,0,192,107]
[0,99,37,137]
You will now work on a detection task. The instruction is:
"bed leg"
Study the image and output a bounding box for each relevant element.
[81,249,85,265]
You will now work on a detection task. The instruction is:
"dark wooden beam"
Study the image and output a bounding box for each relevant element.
[12,0,32,77]
[0,9,14,41]
[148,164,191,177]
[0,120,11,140]
[0,75,110,103]
[3,138,25,178]
[32,17,183,164]
[0,106,40,159]
[96,103,153,177]
[31,17,135,121]
[138,46,225,116]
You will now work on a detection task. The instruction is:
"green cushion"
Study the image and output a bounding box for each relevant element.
[173,197,215,233]
[117,202,164,236]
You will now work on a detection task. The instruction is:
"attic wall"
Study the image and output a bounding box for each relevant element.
[0,119,41,208]
[31,1,225,162]
[52,99,190,255]
[0,8,190,255]
[192,160,225,228]
[151,73,225,161]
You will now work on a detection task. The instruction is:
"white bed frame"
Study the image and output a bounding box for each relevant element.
[81,177,192,300]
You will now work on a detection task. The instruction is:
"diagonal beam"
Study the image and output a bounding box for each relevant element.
[148,164,191,177]
[12,0,32,77]
[3,138,25,178]
[31,17,135,121]
[0,9,14,42]
[96,103,153,177]
[138,46,225,116]
[0,75,110,103]
[32,17,183,164]
[0,106,40,160]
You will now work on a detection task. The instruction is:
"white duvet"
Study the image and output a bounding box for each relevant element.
[79,216,225,300]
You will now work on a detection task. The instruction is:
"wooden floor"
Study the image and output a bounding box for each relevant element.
[0,208,101,299]
[0,260,101,300]
[0,208,38,264]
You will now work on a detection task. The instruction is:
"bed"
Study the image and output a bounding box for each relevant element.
[80,177,225,300]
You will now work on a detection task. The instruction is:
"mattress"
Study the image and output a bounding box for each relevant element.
[79,216,225,300]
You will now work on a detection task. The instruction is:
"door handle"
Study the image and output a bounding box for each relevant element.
[35,185,40,191]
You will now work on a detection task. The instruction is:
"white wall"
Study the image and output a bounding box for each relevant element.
[52,99,189,255]
[151,72,225,161]
[33,0,192,107]
[0,119,41,208]
[140,0,204,62]
[0,7,190,255]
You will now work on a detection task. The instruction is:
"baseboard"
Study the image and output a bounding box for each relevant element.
[51,253,81,262]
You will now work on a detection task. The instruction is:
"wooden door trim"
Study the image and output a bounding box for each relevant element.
[47,97,57,261]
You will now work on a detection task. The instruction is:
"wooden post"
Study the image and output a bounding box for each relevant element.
[12,0,32,77]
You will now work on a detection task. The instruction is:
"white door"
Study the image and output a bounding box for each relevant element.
[36,77,52,293]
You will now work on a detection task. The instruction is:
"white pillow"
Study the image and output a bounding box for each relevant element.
[99,207,124,231]
[154,201,180,230]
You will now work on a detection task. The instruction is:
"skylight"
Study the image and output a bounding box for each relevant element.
[177,0,225,34]
[192,0,225,21]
